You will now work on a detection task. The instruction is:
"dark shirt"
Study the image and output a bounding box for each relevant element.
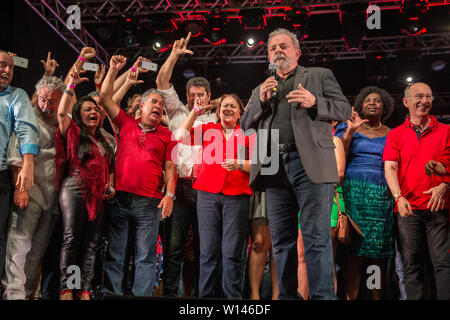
[270,70,296,144]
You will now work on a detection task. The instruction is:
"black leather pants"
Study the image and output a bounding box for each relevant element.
[59,177,105,293]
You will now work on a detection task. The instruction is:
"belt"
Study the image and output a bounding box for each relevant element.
[278,142,297,154]
[116,190,142,198]
[179,178,197,185]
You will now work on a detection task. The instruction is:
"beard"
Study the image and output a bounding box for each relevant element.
[272,53,293,71]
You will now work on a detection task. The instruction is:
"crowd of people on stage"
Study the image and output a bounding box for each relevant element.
[0,27,449,300]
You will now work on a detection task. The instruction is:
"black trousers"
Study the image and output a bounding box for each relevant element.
[396,209,450,300]
[59,177,105,293]
[163,179,200,296]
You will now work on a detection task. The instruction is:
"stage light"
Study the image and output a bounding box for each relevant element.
[406,76,414,84]
[183,69,196,79]
[124,33,137,47]
[400,0,429,36]
[246,37,256,48]
[431,60,446,71]
[152,40,162,51]
[241,9,265,29]
[340,3,366,51]
[203,10,228,45]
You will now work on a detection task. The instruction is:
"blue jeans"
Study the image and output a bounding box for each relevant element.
[265,151,336,300]
[197,190,249,298]
[104,192,161,297]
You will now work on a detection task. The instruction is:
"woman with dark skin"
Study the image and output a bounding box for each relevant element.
[335,86,395,300]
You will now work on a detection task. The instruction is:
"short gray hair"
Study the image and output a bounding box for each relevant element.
[141,88,164,104]
[268,28,300,51]
[87,91,100,98]
[35,76,65,95]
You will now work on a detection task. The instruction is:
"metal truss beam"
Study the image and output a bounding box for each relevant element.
[55,0,450,23]
[24,0,111,65]
[108,32,450,64]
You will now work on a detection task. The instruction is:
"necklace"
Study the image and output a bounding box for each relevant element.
[362,122,382,130]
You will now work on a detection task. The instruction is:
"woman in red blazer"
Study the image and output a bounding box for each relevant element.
[176,93,251,298]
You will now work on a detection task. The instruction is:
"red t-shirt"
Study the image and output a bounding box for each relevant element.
[188,122,252,196]
[113,109,176,199]
[383,116,450,211]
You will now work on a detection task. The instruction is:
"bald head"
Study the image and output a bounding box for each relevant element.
[0,50,14,91]
[404,82,432,98]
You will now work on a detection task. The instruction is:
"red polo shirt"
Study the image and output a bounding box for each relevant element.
[113,109,176,199]
[187,122,252,196]
[437,137,450,174]
[383,116,450,211]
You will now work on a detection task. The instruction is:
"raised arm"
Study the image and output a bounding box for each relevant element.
[112,69,144,106]
[94,64,106,92]
[57,67,88,138]
[64,47,96,86]
[31,51,59,106]
[156,32,193,91]
[340,107,368,155]
[174,97,209,141]
[113,56,152,93]
[99,55,128,121]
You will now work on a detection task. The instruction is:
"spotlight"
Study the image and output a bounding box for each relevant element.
[406,76,414,84]
[152,40,162,51]
[400,0,429,36]
[340,3,366,50]
[124,33,137,47]
[241,9,265,29]
[431,60,447,72]
[246,37,256,48]
[203,10,227,45]
[183,69,196,79]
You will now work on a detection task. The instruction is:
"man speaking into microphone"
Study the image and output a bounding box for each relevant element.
[241,28,351,300]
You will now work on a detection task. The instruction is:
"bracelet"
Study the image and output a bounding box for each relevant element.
[394,195,404,204]
[193,105,202,114]
[64,89,74,96]
[130,66,137,72]
[95,83,102,88]
[78,56,87,62]
[68,83,75,90]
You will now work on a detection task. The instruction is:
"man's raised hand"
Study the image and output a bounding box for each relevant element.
[110,55,127,71]
[171,32,194,57]
[41,51,59,77]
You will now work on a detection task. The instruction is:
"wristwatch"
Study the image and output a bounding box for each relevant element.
[165,192,176,200]
[394,192,402,202]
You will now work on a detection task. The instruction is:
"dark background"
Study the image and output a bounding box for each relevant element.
[1,1,449,128]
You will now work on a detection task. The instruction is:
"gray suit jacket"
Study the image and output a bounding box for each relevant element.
[241,66,351,187]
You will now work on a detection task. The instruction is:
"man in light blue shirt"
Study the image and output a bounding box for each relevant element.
[0,50,39,284]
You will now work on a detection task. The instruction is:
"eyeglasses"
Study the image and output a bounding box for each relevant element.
[409,94,434,101]
[38,96,57,106]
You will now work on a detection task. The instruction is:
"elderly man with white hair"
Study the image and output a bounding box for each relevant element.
[1,75,64,300]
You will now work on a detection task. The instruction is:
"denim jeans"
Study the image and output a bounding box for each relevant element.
[197,190,249,299]
[265,151,336,300]
[104,192,161,297]
[0,170,11,282]
[163,179,199,296]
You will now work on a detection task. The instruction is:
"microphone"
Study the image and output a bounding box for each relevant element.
[268,62,278,99]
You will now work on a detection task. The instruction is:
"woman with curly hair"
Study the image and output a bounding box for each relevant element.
[334,86,395,300]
